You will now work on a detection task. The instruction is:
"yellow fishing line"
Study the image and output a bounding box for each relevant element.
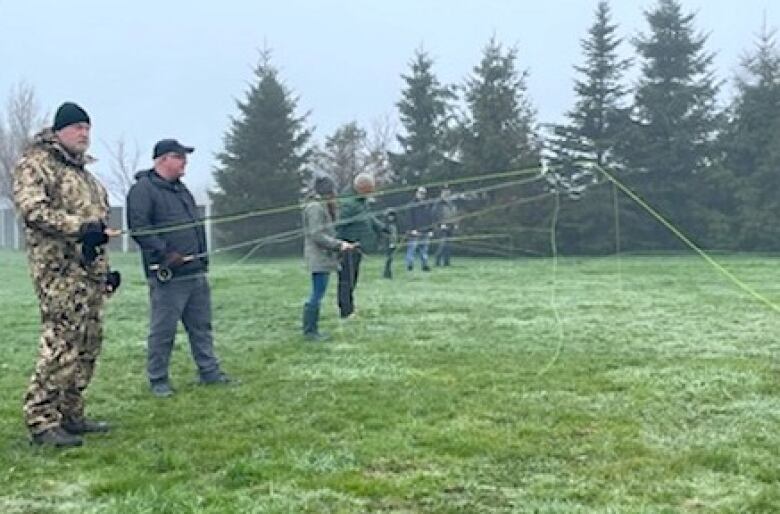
[538,192,563,376]
[127,166,544,237]
[594,163,780,314]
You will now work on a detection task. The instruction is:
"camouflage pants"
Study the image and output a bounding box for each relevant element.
[24,272,104,435]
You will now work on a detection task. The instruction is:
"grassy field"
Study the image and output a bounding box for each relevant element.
[1,249,779,513]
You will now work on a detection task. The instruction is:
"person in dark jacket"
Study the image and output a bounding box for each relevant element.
[336,173,385,319]
[381,209,399,279]
[126,139,231,397]
[405,186,434,271]
[301,174,355,340]
[433,185,458,266]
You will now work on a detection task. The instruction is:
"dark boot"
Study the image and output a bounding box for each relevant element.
[31,427,83,448]
[62,418,110,435]
[150,380,174,398]
[198,372,236,386]
[303,303,328,341]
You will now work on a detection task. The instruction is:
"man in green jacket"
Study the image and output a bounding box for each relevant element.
[336,173,385,319]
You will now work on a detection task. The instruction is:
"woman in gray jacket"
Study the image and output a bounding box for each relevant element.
[302,175,355,340]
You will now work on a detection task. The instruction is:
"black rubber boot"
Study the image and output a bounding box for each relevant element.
[62,418,110,435]
[31,427,83,448]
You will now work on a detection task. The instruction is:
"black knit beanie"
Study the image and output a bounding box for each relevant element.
[314,175,336,196]
[53,102,90,131]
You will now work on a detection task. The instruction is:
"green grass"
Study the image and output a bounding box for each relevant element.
[1,249,779,513]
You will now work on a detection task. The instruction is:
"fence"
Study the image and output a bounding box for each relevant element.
[0,204,211,252]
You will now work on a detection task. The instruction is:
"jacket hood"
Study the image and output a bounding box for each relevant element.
[31,127,95,168]
[134,168,182,191]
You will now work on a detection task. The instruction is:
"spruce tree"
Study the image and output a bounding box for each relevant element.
[724,22,780,249]
[549,1,631,253]
[210,50,312,253]
[459,37,543,251]
[550,1,630,170]
[389,47,456,186]
[621,0,720,249]
[461,37,539,181]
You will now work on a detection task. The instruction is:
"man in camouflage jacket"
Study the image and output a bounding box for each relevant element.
[13,102,119,447]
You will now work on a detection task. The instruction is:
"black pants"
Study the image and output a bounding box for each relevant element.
[338,249,362,318]
[383,247,394,278]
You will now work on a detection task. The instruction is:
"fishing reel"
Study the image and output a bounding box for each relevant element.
[148,263,175,283]
[149,254,196,283]
[155,265,174,283]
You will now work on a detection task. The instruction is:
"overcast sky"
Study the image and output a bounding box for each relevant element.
[0,0,776,202]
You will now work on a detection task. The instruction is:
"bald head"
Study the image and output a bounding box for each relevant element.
[353,173,376,196]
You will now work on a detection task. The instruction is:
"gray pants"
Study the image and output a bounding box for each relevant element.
[147,274,220,383]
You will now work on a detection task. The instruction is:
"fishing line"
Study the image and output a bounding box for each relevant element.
[538,192,563,376]
[125,166,544,237]
[594,163,780,314]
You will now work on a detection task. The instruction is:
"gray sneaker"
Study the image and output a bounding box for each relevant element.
[150,381,174,397]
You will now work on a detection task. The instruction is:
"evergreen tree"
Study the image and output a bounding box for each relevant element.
[389,47,456,185]
[549,1,632,254]
[723,21,780,249]
[459,37,543,251]
[210,50,312,253]
[621,0,720,249]
[460,37,540,181]
[550,1,630,170]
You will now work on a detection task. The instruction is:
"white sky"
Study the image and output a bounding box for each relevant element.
[0,0,776,202]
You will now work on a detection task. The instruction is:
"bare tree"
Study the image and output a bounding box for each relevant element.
[310,115,399,194]
[314,121,367,191]
[0,82,46,204]
[100,136,141,204]
[363,113,398,187]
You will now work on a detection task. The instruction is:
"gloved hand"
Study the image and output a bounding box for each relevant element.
[78,220,108,265]
[78,220,108,245]
[164,251,187,269]
[106,270,121,293]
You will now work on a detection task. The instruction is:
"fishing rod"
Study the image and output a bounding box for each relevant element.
[138,175,553,281]
[125,166,545,238]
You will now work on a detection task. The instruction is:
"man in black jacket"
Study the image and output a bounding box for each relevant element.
[405,186,434,272]
[126,139,231,397]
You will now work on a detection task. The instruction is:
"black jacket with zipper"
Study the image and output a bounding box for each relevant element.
[126,169,208,279]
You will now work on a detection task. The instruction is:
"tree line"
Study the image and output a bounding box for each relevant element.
[210,0,780,255]
[2,0,778,255]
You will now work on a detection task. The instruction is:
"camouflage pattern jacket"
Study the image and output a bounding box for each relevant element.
[13,129,110,285]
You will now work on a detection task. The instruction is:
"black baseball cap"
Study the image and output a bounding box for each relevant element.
[153,139,194,159]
